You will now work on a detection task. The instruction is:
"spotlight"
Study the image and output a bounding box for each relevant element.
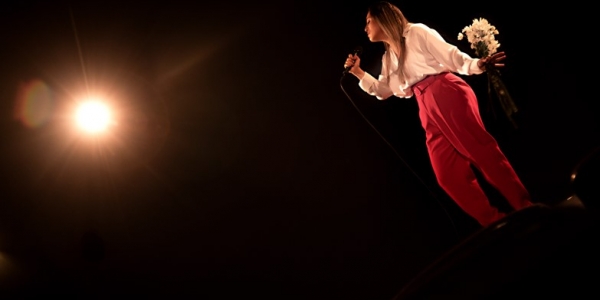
[75,99,112,134]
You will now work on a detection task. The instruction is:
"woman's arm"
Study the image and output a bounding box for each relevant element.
[415,24,484,75]
[344,52,394,100]
[359,72,394,100]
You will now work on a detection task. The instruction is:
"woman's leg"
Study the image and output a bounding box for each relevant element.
[415,75,505,226]
[425,123,506,226]
[424,73,532,211]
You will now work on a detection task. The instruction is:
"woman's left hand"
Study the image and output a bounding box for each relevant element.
[478,51,506,71]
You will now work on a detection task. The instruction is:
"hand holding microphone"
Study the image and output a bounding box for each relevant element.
[342,46,365,79]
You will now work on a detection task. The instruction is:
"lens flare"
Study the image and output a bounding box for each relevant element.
[14,79,54,128]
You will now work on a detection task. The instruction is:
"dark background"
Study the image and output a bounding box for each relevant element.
[0,1,586,299]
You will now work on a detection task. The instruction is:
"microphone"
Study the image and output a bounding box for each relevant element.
[343,46,363,76]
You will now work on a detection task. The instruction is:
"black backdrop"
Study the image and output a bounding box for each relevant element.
[0,1,586,299]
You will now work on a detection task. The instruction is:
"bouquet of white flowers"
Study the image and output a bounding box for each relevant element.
[458,18,519,128]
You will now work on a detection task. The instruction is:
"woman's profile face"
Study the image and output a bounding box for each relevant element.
[365,12,385,42]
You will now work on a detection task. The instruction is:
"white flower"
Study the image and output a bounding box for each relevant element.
[457,17,518,128]
[458,17,501,57]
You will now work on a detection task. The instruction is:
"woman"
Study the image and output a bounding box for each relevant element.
[343,1,533,226]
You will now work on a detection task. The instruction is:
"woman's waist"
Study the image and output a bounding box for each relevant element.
[412,72,456,96]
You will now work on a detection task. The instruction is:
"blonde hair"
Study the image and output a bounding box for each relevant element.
[368,2,410,83]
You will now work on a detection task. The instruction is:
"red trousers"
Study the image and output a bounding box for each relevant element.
[412,72,532,226]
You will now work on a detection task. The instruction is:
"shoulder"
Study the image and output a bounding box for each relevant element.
[404,23,435,37]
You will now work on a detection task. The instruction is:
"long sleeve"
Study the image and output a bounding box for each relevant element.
[358,72,395,100]
[358,52,407,100]
[414,24,483,75]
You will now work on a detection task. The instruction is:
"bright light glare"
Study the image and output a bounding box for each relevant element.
[75,100,111,133]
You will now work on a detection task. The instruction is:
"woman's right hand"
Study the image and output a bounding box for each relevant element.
[344,53,363,78]
[478,51,506,71]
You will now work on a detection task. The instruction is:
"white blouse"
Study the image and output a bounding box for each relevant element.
[359,23,484,99]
